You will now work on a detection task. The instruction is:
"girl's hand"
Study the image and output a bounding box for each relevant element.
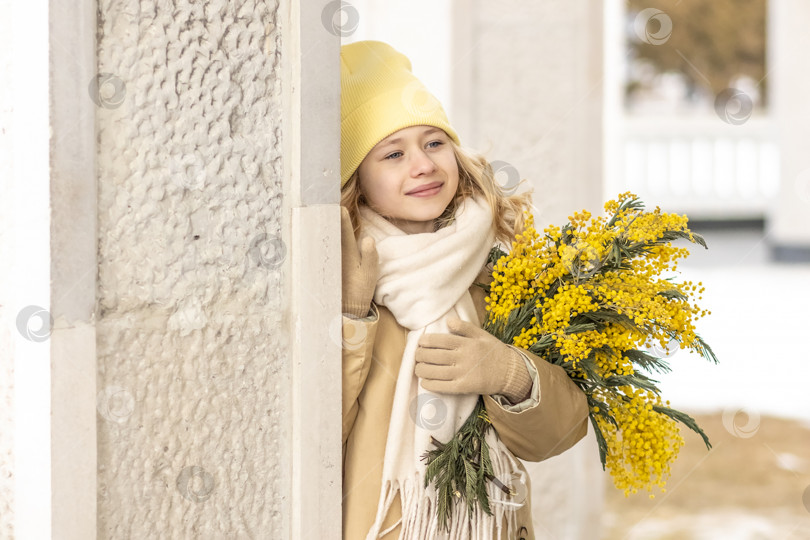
[341,206,379,317]
[414,316,532,402]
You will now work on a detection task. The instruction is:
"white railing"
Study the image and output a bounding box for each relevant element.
[611,115,779,220]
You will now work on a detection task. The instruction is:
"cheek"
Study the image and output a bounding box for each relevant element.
[443,157,460,186]
[437,149,458,174]
[358,163,378,195]
[359,170,396,208]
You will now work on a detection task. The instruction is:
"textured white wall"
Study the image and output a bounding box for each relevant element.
[95,0,291,537]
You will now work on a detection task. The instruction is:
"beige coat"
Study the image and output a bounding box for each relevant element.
[342,263,589,539]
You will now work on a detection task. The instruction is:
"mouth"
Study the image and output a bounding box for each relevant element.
[406,181,443,197]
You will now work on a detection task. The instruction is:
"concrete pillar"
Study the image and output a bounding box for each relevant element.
[288,1,343,538]
[92,0,342,537]
[768,0,810,261]
[2,0,343,538]
[94,1,290,534]
[451,1,606,538]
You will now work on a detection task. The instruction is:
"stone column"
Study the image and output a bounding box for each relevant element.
[94,1,291,534]
[288,1,343,538]
[92,0,343,537]
[768,0,810,261]
[3,1,343,538]
[451,1,606,537]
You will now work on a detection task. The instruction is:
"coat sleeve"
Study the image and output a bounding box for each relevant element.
[342,301,380,447]
[484,347,589,462]
[471,262,589,462]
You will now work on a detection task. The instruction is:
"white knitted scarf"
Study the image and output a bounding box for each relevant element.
[358,195,523,540]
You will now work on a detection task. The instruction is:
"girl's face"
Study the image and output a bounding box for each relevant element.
[357,125,459,234]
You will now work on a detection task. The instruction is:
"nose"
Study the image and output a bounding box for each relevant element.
[409,148,437,177]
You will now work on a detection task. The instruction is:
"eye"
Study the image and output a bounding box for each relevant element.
[384,151,403,160]
[426,140,444,149]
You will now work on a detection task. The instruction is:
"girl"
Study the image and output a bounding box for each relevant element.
[340,40,589,540]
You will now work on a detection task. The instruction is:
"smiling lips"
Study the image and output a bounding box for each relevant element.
[406,181,443,196]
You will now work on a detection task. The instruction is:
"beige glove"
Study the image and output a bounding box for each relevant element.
[414,316,533,403]
[341,206,379,318]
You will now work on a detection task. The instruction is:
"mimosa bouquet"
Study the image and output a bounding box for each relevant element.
[422,192,717,528]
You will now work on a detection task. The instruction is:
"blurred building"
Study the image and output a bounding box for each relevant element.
[613,0,810,264]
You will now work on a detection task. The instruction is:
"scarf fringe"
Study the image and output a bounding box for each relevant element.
[365,432,522,540]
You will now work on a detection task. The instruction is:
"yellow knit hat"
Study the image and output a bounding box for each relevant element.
[340,40,461,188]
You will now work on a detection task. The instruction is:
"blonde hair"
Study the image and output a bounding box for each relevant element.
[340,139,535,251]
